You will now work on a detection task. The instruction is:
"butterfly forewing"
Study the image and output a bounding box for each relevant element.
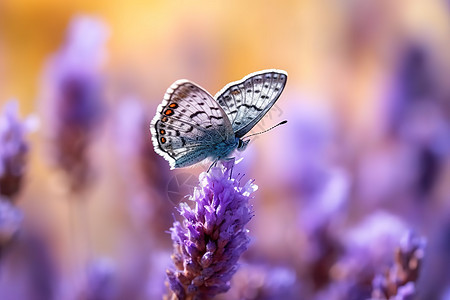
[151,80,234,169]
[214,70,287,138]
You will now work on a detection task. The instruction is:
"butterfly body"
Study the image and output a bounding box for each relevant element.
[150,69,287,169]
[173,136,239,169]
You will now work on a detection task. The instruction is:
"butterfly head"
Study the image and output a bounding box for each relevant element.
[236,138,250,152]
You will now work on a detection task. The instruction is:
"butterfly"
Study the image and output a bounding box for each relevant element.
[150,69,287,170]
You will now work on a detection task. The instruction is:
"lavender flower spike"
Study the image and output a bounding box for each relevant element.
[371,231,426,300]
[166,159,257,300]
[41,16,109,191]
[0,101,34,199]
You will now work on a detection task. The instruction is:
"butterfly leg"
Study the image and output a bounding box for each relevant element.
[221,157,236,179]
[207,159,219,173]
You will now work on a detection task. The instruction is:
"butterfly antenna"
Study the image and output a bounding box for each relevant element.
[245,120,287,138]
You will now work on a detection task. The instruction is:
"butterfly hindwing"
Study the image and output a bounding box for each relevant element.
[214,69,287,138]
[150,80,234,169]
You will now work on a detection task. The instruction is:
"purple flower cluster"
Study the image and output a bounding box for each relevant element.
[0,101,30,199]
[371,232,426,300]
[166,159,257,299]
[0,101,30,257]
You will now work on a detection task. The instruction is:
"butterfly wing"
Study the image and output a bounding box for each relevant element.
[214,69,287,138]
[150,80,234,169]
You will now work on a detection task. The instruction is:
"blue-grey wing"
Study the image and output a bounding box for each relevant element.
[214,69,287,138]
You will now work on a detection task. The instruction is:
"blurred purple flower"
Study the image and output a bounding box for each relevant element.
[166,159,257,299]
[387,45,435,136]
[0,101,34,199]
[114,97,173,240]
[41,15,109,191]
[83,258,117,300]
[385,44,450,199]
[300,167,350,233]
[345,212,408,251]
[323,212,409,300]
[145,250,173,299]
[220,263,300,300]
[395,282,416,300]
[264,98,335,196]
[371,231,426,300]
[0,229,56,300]
[0,196,23,248]
[295,167,349,293]
[416,219,450,299]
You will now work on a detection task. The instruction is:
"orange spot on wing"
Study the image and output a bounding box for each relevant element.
[169,103,178,108]
[160,137,166,144]
[164,109,174,116]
